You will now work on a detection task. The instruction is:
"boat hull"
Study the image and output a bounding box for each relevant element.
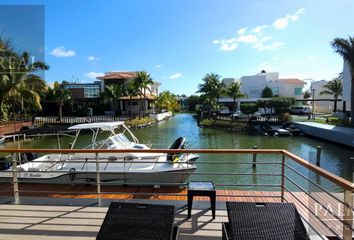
[0,168,196,186]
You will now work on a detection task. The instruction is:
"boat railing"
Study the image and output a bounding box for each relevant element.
[0,148,353,239]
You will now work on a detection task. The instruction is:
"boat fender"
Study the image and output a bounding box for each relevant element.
[69,168,76,182]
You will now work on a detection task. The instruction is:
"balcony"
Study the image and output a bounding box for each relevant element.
[0,148,353,239]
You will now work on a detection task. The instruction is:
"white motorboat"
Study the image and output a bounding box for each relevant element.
[0,122,199,186]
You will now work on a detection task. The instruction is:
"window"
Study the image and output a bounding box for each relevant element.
[84,85,100,98]
[294,88,302,96]
[249,87,261,98]
[271,87,279,95]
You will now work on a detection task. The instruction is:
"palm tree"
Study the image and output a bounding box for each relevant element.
[320,77,343,112]
[46,82,71,120]
[197,73,225,114]
[331,36,354,124]
[226,82,247,111]
[0,38,49,119]
[133,71,153,119]
[101,84,126,114]
[126,82,140,120]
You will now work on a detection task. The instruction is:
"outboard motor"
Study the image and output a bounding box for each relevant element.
[0,157,10,170]
[167,137,187,162]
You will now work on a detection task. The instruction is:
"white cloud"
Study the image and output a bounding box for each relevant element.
[155,64,163,68]
[87,56,100,61]
[213,38,238,51]
[169,73,182,79]
[237,34,258,43]
[254,39,285,51]
[84,72,104,79]
[252,25,268,34]
[51,46,76,57]
[273,8,305,29]
[237,27,247,35]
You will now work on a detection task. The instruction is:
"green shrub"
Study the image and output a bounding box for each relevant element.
[200,119,213,126]
[124,117,155,127]
[240,103,258,114]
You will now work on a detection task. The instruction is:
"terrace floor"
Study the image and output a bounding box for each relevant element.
[0,200,327,240]
[0,184,349,239]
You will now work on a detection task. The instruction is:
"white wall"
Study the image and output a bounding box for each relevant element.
[343,60,351,102]
[311,80,350,113]
[240,75,267,98]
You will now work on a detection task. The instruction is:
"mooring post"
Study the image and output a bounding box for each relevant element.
[316,146,321,167]
[252,146,258,168]
[95,153,101,207]
[12,153,19,204]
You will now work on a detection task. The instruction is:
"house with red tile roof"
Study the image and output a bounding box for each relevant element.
[97,71,161,116]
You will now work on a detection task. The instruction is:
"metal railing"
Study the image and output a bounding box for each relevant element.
[0,148,353,239]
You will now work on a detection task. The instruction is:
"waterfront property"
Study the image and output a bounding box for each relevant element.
[97,72,161,115]
[219,71,305,109]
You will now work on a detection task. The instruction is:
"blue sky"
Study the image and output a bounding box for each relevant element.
[1,0,354,95]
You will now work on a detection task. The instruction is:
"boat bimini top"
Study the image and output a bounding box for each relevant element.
[67,121,140,150]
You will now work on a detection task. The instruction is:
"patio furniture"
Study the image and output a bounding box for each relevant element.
[187,181,216,219]
[96,202,177,240]
[223,202,310,240]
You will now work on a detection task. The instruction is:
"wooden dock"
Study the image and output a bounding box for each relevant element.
[0,183,350,239]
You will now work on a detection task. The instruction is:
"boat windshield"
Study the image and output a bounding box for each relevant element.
[110,134,132,146]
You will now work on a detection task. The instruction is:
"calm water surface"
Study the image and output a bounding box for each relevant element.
[3,114,353,191]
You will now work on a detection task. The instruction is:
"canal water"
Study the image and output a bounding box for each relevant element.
[2,113,353,191]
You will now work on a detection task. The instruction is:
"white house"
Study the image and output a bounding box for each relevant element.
[219,71,305,109]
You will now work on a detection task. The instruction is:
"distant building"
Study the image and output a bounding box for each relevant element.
[97,72,160,115]
[311,79,350,114]
[219,71,305,109]
[63,81,101,101]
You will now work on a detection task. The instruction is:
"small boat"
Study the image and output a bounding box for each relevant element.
[261,126,276,136]
[275,128,292,136]
[0,122,199,186]
[285,125,301,135]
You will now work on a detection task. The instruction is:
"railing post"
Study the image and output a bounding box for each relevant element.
[252,146,258,168]
[95,153,102,207]
[281,154,285,202]
[343,189,353,240]
[12,153,19,204]
[316,146,321,167]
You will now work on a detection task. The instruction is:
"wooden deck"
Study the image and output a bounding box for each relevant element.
[0,183,351,239]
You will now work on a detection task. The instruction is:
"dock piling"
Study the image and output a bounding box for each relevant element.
[316,146,321,167]
[252,146,258,168]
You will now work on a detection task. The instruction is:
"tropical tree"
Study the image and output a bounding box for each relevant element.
[101,84,126,114]
[320,77,343,112]
[303,90,311,99]
[133,71,154,119]
[46,82,71,120]
[197,73,225,114]
[261,86,273,98]
[302,90,312,105]
[331,36,354,124]
[154,91,180,112]
[126,82,140,120]
[0,37,49,119]
[226,82,247,111]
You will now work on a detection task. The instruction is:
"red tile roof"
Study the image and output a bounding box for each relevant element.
[119,94,157,100]
[97,72,137,80]
[279,78,304,85]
